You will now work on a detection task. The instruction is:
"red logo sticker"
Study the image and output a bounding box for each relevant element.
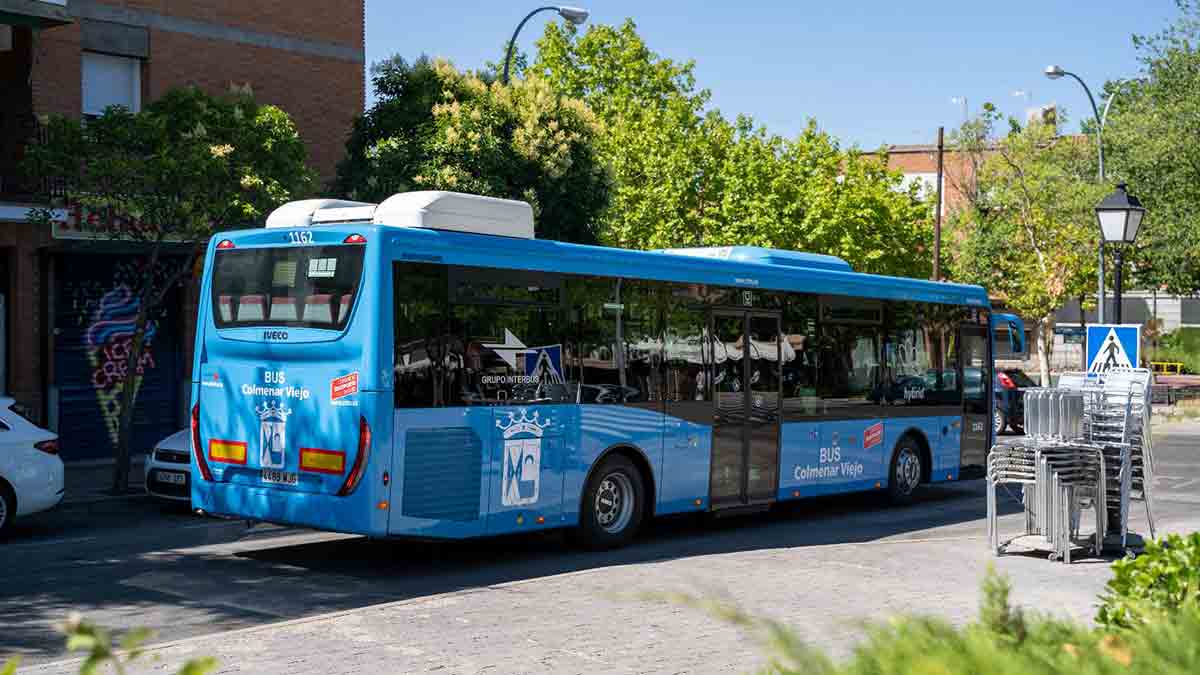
[331,372,359,401]
[863,422,884,449]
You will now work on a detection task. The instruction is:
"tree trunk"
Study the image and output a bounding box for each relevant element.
[1037,315,1054,387]
[111,243,163,493]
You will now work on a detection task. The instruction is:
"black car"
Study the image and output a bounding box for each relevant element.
[994,368,1037,435]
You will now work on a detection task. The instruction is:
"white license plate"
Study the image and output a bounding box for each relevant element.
[156,470,187,485]
[261,469,299,486]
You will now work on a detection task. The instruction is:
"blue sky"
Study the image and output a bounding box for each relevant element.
[366,1,1180,148]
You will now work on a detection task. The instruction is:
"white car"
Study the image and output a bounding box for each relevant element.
[0,397,65,534]
[144,429,191,502]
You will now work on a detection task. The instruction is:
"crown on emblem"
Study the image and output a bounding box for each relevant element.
[496,408,552,438]
[255,400,293,421]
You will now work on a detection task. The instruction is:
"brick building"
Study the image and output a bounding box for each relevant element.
[0,0,364,459]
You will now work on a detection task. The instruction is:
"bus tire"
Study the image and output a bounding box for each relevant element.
[887,436,923,505]
[577,454,645,550]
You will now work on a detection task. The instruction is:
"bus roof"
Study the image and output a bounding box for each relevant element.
[218,220,990,308]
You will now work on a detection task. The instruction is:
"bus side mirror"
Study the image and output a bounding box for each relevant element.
[991,313,1026,356]
[1007,321,1025,355]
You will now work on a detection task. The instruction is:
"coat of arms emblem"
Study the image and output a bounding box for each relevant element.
[256,400,292,469]
[496,408,552,506]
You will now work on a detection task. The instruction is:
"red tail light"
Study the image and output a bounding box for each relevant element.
[997,372,1017,390]
[336,416,371,496]
[34,439,59,455]
[192,403,214,481]
[343,233,367,244]
[216,239,236,250]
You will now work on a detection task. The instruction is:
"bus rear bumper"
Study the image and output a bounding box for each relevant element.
[195,481,384,536]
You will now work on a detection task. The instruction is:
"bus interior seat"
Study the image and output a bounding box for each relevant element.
[270,297,299,321]
[337,294,353,323]
[238,295,266,321]
[304,294,334,324]
[218,295,234,322]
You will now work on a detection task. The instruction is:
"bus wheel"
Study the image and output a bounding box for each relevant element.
[578,454,645,550]
[887,436,923,505]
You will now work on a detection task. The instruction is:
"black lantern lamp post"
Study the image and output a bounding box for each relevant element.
[1094,183,1146,324]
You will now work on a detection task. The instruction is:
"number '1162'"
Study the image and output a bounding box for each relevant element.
[287,231,313,244]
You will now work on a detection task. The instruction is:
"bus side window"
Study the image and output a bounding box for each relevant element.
[393,262,449,408]
[781,293,819,418]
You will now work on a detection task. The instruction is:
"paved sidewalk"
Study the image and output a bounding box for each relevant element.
[62,456,148,505]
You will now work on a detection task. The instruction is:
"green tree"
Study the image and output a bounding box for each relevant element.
[25,86,314,492]
[1104,0,1200,295]
[948,108,1105,383]
[335,57,611,243]
[533,20,930,276]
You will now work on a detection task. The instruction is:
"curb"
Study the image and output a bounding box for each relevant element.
[61,490,151,507]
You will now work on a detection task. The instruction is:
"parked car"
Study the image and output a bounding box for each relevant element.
[0,397,65,534]
[144,429,191,503]
[994,368,1037,435]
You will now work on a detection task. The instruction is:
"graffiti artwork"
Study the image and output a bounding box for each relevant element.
[60,257,179,455]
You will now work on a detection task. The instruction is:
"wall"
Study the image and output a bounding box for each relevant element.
[28,0,365,181]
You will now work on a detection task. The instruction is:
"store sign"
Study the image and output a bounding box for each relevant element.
[50,203,192,242]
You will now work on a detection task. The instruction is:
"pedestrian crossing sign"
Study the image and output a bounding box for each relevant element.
[1086,324,1141,373]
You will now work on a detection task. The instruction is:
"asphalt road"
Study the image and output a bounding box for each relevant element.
[5,422,1200,674]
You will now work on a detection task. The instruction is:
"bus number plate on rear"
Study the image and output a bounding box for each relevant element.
[261,469,298,486]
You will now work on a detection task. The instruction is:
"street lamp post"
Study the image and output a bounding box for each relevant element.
[502,6,589,85]
[1095,183,1146,325]
[1045,65,1118,323]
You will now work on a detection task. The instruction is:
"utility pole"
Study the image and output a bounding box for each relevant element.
[933,126,944,282]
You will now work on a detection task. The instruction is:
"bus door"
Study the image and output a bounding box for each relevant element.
[709,311,782,508]
[959,323,992,467]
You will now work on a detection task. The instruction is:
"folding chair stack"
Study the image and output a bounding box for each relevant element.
[986,368,1156,562]
[1079,367,1157,545]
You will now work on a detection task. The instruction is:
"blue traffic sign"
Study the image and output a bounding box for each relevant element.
[1086,324,1141,373]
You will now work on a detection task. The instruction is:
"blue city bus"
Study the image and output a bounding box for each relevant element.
[191,191,1024,548]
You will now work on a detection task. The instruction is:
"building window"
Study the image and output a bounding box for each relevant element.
[82,52,141,116]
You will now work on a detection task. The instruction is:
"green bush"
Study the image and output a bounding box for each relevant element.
[2,614,216,675]
[1096,533,1200,629]
[1150,327,1200,373]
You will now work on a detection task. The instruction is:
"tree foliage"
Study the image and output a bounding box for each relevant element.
[1104,0,1200,295]
[24,86,313,490]
[533,20,932,277]
[334,57,611,244]
[947,107,1105,383]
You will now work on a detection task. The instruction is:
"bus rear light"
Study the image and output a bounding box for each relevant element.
[216,239,236,250]
[192,404,214,481]
[300,447,345,475]
[343,233,367,244]
[34,439,59,455]
[336,416,371,496]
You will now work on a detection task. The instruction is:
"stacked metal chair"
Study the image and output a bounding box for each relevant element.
[986,367,1156,562]
[1081,367,1157,545]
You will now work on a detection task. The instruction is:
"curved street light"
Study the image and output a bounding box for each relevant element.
[502,6,590,85]
[1045,64,1120,324]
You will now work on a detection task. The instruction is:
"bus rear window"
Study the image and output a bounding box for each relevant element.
[211,245,365,329]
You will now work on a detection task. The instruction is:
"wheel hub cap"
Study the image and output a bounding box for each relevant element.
[898,449,920,494]
[594,472,634,534]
